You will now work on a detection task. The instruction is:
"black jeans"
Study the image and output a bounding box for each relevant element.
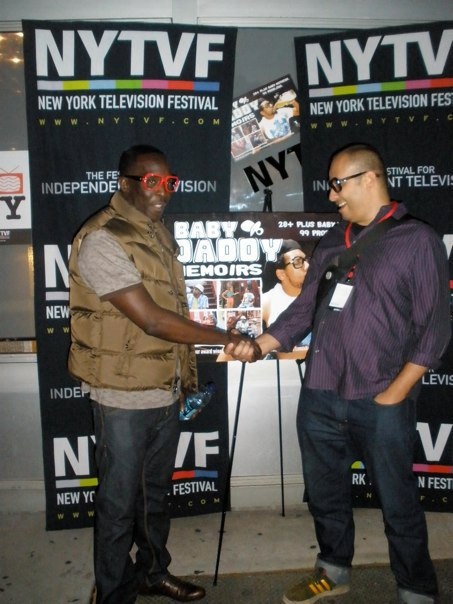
[92,401,179,604]
[297,387,438,598]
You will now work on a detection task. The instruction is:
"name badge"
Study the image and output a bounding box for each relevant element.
[329,283,353,310]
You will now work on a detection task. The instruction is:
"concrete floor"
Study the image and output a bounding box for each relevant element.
[1,506,452,604]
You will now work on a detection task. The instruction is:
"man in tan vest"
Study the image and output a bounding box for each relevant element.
[69,144,260,604]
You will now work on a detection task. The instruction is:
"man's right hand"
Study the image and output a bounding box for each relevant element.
[225,330,262,362]
[225,332,280,363]
[225,335,261,362]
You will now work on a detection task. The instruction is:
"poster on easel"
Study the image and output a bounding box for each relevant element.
[164,211,340,360]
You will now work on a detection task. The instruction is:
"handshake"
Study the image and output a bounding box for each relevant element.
[223,329,264,363]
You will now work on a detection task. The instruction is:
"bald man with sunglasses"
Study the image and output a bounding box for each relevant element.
[68,144,260,604]
[230,143,450,604]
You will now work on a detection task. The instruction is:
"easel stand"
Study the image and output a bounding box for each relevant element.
[213,362,246,585]
[212,358,289,583]
[263,188,273,212]
[213,189,289,582]
[261,186,285,515]
[276,355,285,518]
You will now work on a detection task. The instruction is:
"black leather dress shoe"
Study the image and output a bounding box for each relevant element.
[138,574,205,601]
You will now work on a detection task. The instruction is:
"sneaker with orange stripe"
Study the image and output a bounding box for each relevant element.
[282,567,350,604]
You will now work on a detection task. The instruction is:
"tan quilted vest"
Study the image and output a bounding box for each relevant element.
[68,192,197,393]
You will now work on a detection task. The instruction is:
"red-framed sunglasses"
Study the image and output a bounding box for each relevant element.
[123,173,179,193]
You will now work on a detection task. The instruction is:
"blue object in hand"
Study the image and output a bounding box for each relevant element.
[179,382,216,421]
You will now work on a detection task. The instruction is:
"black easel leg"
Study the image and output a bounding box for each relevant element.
[296,359,304,384]
[276,357,285,517]
[213,362,246,586]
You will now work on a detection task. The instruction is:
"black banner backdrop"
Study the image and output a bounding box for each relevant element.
[22,20,237,529]
[295,21,453,512]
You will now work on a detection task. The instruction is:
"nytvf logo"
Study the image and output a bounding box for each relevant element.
[304,27,453,86]
[44,244,70,290]
[53,423,452,484]
[44,245,71,322]
[35,28,226,79]
[53,430,220,481]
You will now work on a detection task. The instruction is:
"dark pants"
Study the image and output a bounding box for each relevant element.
[297,387,438,598]
[92,401,180,604]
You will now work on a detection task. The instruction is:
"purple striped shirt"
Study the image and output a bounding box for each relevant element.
[267,202,451,399]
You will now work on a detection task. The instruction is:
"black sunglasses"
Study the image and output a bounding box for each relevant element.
[283,256,310,269]
[328,171,367,193]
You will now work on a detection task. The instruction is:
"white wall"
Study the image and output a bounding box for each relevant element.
[1,0,451,30]
[0,356,44,511]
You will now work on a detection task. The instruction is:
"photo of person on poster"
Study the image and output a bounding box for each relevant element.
[225,309,262,339]
[262,239,313,355]
[262,239,311,327]
[220,281,241,308]
[258,93,300,142]
[231,75,300,162]
[238,284,256,308]
[186,282,210,310]
[231,126,253,159]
